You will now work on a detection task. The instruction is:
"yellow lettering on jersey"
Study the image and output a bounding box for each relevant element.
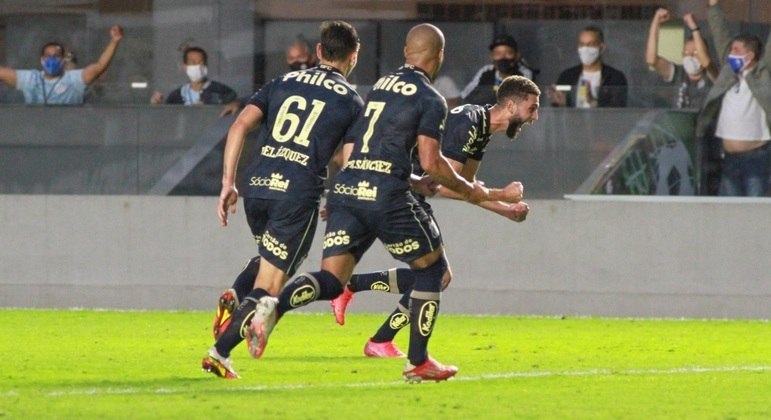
[344,158,392,174]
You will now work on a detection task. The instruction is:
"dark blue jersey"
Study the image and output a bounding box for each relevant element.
[442,103,492,163]
[411,103,493,178]
[243,64,363,204]
[330,65,447,208]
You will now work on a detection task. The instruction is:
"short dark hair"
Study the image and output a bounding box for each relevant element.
[496,75,540,105]
[318,21,359,62]
[733,33,763,60]
[489,34,518,51]
[40,42,65,57]
[581,25,605,43]
[183,46,208,64]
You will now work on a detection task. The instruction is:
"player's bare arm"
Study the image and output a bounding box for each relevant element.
[218,104,263,226]
[416,135,477,202]
[409,173,439,197]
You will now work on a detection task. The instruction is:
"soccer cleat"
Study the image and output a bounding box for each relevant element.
[330,287,354,325]
[212,288,239,340]
[201,346,239,379]
[403,356,458,383]
[245,296,279,359]
[364,338,406,358]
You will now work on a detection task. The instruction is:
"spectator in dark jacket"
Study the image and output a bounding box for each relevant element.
[151,46,239,114]
[547,26,628,108]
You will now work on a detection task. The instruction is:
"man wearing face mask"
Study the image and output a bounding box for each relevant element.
[697,0,771,197]
[151,46,238,110]
[547,26,627,108]
[0,25,123,105]
[646,8,718,110]
[461,34,539,106]
[285,39,318,72]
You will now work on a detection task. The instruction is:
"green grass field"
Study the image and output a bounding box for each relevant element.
[1,308,769,419]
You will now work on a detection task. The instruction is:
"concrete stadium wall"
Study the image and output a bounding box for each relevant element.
[1,195,768,319]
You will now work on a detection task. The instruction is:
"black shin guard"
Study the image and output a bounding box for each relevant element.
[214,288,268,358]
[407,257,447,365]
[349,268,414,294]
[371,291,411,343]
[231,256,261,302]
[278,270,343,315]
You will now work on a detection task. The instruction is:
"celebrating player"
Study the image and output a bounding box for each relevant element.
[201,20,363,379]
[331,75,540,358]
[243,23,524,383]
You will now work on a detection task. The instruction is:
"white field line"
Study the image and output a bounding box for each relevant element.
[1,365,767,398]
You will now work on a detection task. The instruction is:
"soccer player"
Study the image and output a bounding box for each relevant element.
[201,20,363,379]
[244,23,524,382]
[331,75,541,358]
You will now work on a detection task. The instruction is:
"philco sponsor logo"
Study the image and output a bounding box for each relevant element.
[418,301,437,337]
[323,230,350,249]
[282,69,349,95]
[370,281,390,292]
[333,181,378,201]
[248,173,291,192]
[261,145,310,166]
[389,312,410,330]
[262,231,289,260]
[290,284,316,307]
[372,74,417,96]
[384,238,420,255]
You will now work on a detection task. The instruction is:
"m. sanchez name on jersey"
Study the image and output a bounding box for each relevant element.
[330,64,447,207]
[243,64,363,204]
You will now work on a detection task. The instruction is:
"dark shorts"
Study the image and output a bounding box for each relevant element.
[243,197,318,277]
[322,192,442,263]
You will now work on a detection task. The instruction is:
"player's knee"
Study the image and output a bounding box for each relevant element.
[412,254,448,293]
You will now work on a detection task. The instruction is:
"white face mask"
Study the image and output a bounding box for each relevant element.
[186,64,208,82]
[682,56,702,75]
[578,46,600,66]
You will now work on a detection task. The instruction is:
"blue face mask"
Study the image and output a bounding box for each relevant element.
[42,56,64,76]
[727,54,746,74]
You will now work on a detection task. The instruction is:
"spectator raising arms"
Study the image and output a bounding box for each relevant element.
[646,8,717,109]
[0,25,123,105]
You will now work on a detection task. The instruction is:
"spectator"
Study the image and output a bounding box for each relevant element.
[697,0,771,197]
[646,8,718,109]
[151,46,239,112]
[461,33,538,105]
[0,25,123,105]
[547,26,628,108]
[220,39,320,117]
[285,38,318,71]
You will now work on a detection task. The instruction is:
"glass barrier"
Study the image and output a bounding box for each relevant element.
[1,104,666,198]
[0,81,705,111]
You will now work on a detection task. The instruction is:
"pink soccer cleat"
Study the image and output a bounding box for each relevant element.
[364,338,406,358]
[403,356,458,383]
[330,287,354,326]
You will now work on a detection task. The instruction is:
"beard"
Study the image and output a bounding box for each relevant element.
[505,118,524,139]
